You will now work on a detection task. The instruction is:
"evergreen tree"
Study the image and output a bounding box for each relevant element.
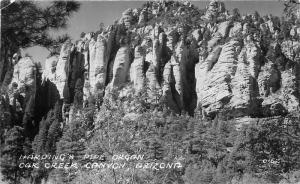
[0,0,80,84]
[73,78,83,108]
[148,137,164,160]
[283,0,300,18]
[33,118,50,154]
[231,8,241,21]
[55,118,87,182]
[0,126,25,184]
[33,103,63,154]
[56,118,86,160]
[0,94,11,148]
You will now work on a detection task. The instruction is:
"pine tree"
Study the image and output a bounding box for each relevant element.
[56,118,86,160]
[0,0,80,85]
[231,8,241,21]
[55,119,86,182]
[33,118,50,154]
[283,0,300,18]
[33,103,63,152]
[204,118,228,168]
[149,137,164,160]
[73,78,83,108]
[0,126,25,184]
[0,94,11,148]
[31,106,63,183]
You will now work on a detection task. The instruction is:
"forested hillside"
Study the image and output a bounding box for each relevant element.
[1,0,300,183]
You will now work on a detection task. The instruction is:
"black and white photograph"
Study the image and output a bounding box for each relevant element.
[1,0,300,183]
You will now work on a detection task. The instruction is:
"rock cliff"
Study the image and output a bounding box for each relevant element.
[8,57,37,113]
[5,0,300,119]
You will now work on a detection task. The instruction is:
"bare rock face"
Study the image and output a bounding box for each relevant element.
[281,40,300,61]
[228,49,258,116]
[199,40,241,116]
[217,21,231,38]
[152,38,161,77]
[195,46,222,108]
[229,22,242,38]
[258,61,299,116]
[207,32,222,49]
[245,42,261,78]
[162,61,180,113]
[42,55,59,83]
[174,40,191,111]
[130,46,145,92]
[55,41,73,99]
[111,46,130,88]
[89,34,108,93]
[35,0,300,120]
[170,55,183,110]
[138,8,148,24]
[9,57,36,112]
[290,25,300,38]
[281,69,300,112]
[119,8,133,28]
[266,19,275,35]
[144,37,160,92]
[192,29,202,42]
[146,62,160,94]
[258,62,281,115]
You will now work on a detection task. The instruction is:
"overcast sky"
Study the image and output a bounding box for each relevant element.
[25,0,285,67]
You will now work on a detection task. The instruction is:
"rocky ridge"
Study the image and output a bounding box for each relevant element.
[3,0,300,122]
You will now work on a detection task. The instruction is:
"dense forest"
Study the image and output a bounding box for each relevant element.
[1,0,300,184]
